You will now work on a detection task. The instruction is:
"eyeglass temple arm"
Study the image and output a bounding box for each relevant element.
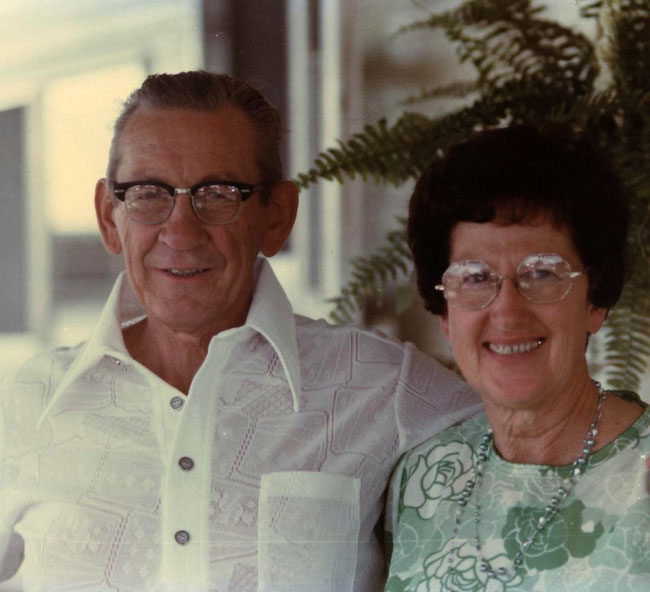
[240,184,268,201]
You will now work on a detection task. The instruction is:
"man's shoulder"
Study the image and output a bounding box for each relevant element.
[295,314,412,363]
[292,315,465,403]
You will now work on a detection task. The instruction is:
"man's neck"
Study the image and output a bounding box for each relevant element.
[123,319,213,395]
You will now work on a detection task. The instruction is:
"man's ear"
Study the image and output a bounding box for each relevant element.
[261,181,299,257]
[95,178,123,255]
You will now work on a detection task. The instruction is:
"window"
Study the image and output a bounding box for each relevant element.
[0,0,202,373]
[44,63,146,234]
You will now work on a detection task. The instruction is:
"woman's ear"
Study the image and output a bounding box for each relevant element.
[95,178,123,255]
[439,314,450,340]
[261,181,299,257]
[586,304,607,336]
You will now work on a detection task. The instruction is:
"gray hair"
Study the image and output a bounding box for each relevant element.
[107,71,284,186]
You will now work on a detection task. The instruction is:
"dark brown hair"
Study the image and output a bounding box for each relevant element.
[107,71,284,189]
[408,123,629,314]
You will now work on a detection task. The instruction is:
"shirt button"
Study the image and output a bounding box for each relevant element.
[170,396,185,410]
[174,530,190,545]
[178,457,194,471]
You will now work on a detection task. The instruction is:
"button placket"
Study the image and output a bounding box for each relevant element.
[161,344,232,587]
[163,394,207,576]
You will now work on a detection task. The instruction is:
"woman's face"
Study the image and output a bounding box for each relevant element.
[439,215,607,413]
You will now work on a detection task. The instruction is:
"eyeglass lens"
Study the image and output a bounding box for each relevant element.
[441,254,578,309]
[124,184,242,225]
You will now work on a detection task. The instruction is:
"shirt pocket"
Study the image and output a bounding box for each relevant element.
[258,471,360,592]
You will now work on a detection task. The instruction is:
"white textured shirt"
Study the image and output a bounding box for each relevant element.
[0,259,479,592]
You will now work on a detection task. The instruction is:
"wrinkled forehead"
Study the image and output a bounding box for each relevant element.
[447,208,582,268]
[113,106,260,181]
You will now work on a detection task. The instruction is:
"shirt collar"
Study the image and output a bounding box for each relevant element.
[209,258,302,411]
[38,257,302,425]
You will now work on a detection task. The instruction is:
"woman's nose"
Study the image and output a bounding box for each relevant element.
[491,276,530,312]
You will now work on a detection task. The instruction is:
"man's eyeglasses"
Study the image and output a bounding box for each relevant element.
[112,180,267,225]
[435,253,585,310]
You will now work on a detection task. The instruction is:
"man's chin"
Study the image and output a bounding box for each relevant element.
[146,300,248,337]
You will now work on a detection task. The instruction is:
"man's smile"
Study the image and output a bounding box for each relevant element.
[165,268,210,277]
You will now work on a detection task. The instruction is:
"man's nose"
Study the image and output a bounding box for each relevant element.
[159,192,208,249]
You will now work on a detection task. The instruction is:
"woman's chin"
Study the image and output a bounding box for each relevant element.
[476,376,547,411]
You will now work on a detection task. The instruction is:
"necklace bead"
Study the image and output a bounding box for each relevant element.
[445,383,607,590]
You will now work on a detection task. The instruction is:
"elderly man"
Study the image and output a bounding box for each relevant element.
[0,71,478,591]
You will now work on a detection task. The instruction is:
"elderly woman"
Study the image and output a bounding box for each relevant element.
[385,124,650,591]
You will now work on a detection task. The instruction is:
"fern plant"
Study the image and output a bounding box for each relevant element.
[296,0,650,391]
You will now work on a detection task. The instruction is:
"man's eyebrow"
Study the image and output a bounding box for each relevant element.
[119,173,242,185]
[194,173,243,183]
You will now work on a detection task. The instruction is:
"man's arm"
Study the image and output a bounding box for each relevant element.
[383,454,409,562]
[0,535,23,589]
[394,343,481,454]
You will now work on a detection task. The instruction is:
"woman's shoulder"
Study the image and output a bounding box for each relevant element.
[591,398,650,466]
[604,390,650,443]
[400,412,490,469]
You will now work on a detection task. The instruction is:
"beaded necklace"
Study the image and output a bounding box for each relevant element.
[445,383,607,590]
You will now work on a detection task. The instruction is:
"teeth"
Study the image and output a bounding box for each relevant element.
[168,269,205,277]
[488,339,544,355]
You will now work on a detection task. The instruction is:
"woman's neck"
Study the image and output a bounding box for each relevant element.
[485,382,644,465]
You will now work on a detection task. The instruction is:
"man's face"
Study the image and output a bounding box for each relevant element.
[96,107,295,338]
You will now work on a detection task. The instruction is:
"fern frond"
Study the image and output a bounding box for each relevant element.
[300,0,650,386]
[297,0,600,191]
[398,80,479,107]
[432,0,595,94]
[577,1,603,19]
[296,78,588,192]
[295,115,429,190]
[604,275,650,390]
[328,220,412,324]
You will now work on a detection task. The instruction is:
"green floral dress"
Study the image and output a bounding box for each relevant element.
[385,402,650,592]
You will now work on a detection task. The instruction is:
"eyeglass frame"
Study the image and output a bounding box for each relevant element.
[111,179,268,225]
[435,252,585,310]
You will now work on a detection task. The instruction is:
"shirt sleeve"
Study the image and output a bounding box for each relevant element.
[0,382,24,585]
[0,394,12,581]
[383,449,411,562]
[394,343,482,454]
[0,382,9,574]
